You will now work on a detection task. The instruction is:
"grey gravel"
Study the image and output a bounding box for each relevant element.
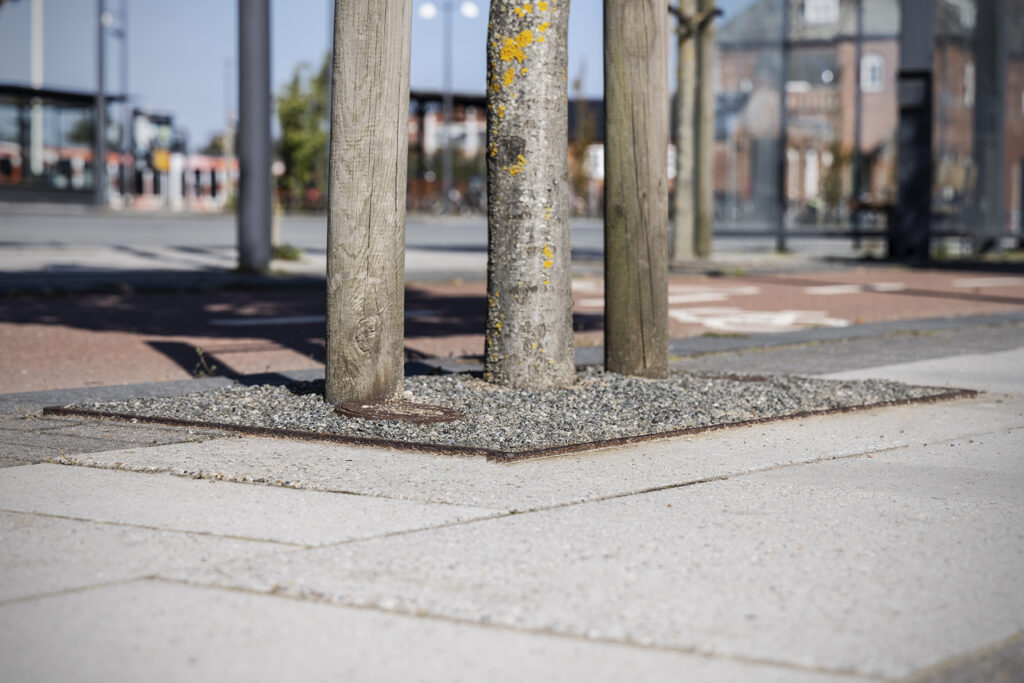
[67,369,955,453]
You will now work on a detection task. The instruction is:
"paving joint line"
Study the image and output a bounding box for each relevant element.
[0,507,307,549]
[150,575,878,681]
[46,456,514,512]
[896,630,1024,683]
[0,577,156,608]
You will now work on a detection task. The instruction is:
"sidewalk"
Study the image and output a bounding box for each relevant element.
[1,307,1023,680]
[2,217,1023,679]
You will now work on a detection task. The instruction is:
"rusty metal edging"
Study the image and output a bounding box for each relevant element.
[42,388,977,463]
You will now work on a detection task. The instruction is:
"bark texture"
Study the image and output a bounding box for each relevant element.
[604,0,669,378]
[325,0,412,403]
[695,0,716,258]
[484,0,575,389]
[671,0,697,263]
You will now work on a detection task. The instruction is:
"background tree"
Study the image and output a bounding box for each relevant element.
[325,0,412,404]
[604,0,669,378]
[695,0,717,258]
[276,54,329,210]
[569,64,597,216]
[670,1,697,262]
[484,0,575,390]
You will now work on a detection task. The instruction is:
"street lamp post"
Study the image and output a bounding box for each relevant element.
[95,0,107,206]
[417,1,478,214]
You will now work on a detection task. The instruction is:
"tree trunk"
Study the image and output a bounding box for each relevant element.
[695,0,715,258]
[671,1,697,263]
[604,0,669,378]
[484,0,575,390]
[324,0,412,404]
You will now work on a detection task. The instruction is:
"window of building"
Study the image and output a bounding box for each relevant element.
[964,61,975,107]
[804,0,839,24]
[861,53,885,93]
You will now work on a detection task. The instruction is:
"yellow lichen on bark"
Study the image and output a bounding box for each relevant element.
[500,37,527,63]
[508,154,526,175]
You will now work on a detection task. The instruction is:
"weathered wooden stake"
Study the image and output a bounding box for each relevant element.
[604,0,669,378]
[484,0,575,390]
[324,0,412,403]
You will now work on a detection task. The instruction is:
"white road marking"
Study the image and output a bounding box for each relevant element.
[805,284,864,295]
[669,307,848,333]
[952,277,1024,289]
[579,284,761,308]
[209,310,440,327]
[209,315,325,327]
[868,282,907,292]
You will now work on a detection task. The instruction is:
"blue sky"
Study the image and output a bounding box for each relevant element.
[0,0,752,149]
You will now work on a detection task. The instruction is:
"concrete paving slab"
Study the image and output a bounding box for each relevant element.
[819,347,1024,394]
[53,394,1022,511]
[751,453,1024,504]
[0,580,855,683]
[46,421,223,445]
[0,511,282,603]
[0,416,84,432]
[870,428,1024,475]
[0,464,499,546]
[0,453,44,469]
[0,430,138,458]
[164,474,1024,679]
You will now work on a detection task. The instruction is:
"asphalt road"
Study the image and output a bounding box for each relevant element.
[0,205,875,265]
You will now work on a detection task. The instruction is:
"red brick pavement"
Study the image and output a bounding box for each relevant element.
[2,267,1023,393]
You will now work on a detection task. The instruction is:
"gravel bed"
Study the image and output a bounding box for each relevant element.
[64,368,956,454]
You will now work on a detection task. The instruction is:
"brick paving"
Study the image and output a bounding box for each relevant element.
[1,266,1023,394]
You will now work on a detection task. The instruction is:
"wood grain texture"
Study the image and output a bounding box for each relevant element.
[484,0,576,389]
[325,0,412,403]
[604,0,669,378]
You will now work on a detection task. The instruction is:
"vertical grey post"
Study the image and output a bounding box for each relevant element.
[893,0,935,262]
[95,0,107,206]
[325,0,412,403]
[694,0,716,259]
[604,0,669,378]
[237,0,272,273]
[851,0,864,248]
[670,2,696,263]
[775,0,788,252]
[120,0,130,199]
[441,0,454,214]
[1020,159,1024,248]
[970,0,1007,253]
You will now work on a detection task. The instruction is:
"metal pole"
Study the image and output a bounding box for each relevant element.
[970,0,1007,253]
[120,0,130,200]
[29,0,44,177]
[237,0,272,272]
[894,0,935,263]
[775,0,788,252]
[851,0,864,248]
[442,1,454,214]
[95,0,107,206]
[1019,158,1024,248]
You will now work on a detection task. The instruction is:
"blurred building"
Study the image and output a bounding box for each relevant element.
[0,84,123,203]
[715,0,1024,241]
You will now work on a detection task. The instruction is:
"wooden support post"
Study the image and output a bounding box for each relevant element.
[604,0,669,378]
[324,0,413,403]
